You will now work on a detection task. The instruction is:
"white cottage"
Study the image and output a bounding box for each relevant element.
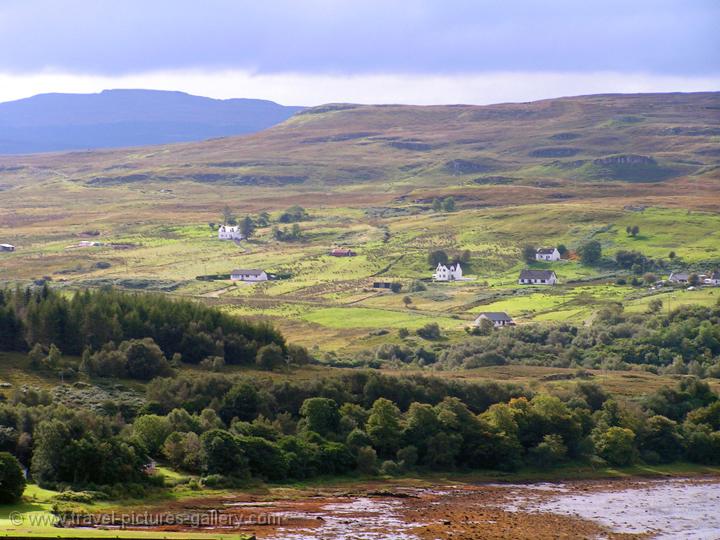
[474,312,515,328]
[218,225,244,241]
[433,262,463,281]
[518,269,557,285]
[231,269,268,282]
[536,247,561,261]
[0,244,15,252]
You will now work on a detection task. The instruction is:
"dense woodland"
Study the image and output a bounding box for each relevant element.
[0,286,289,378]
[0,370,719,499]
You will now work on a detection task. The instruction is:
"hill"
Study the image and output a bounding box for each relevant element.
[0,89,305,154]
[1,92,717,190]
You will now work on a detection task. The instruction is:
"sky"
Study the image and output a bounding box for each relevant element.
[0,0,718,105]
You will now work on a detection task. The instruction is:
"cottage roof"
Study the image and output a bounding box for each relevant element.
[519,269,556,280]
[476,312,513,322]
[231,269,265,276]
[536,247,557,255]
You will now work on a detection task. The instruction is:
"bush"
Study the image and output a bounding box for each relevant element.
[0,452,25,504]
[356,446,377,475]
[416,323,442,340]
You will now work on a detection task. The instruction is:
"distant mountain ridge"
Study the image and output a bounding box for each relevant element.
[0,89,305,154]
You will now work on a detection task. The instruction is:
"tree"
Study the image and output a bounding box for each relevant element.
[30,419,70,485]
[639,416,684,463]
[255,343,285,371]
[221,382,260,423]
[643,273,657,285]
[578,240,602,265]
[529,434,567,467]
[0,452,26,504]
[668,251,676,260]
[402,296,412,307]
[300,398,340,436]
[522,245,537,264]
[133,415,172,457]
[45,343,61,369]
[120,338,170,380]
[442,197,455,212]
[557,244,568,257]
[239,216,256,238]
[594,427,636,465]
[688,273,700,286]
[366,398,402,457]
[221,206,236,226]
[631,225,640,237]
[390,282,402,293]
[428,250,448,267]
[432,198,442,212]
[200,429,247,475]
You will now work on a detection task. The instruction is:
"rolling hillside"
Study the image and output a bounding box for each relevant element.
[0,89,304,154]
[1,92,717,191]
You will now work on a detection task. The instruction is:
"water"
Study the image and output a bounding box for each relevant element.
[521,478,720,539]
[267,496,421,540]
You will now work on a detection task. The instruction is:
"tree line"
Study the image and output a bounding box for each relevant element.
[0,287,287,377]
[1,370,718,500]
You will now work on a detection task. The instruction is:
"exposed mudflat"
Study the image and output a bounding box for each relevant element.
[75,476,720,539]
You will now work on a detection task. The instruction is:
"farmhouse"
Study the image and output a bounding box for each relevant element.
[77,241,101,247]
[536,247,560,261]
[474,312,515,328]
[230,269,268,282]
[373,282,394,289]
[330,248,356,257]
[0,243,15,252]
[668,271,690,283]
[433,262,463,282]
[518,269,557,285]
[218,225,243,241]
[705,271,720,286]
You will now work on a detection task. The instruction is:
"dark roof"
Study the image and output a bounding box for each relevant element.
[519,269,556,280]
[477,312,513,322]
[231,269,265,275]
[536,248,557,254]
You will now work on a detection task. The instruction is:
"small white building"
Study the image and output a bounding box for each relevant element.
[0,243,15,252]
[536,247,561,261]
[231,269,268,282]
[474,312,515,328]
[433,262,463,281]
[704,271,720,286]
[518,269,557,285]
[218,225,244,241]
[668,271,690,284]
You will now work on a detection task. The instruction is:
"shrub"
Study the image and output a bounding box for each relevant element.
[416,323,442,340]
[0,452,25,504]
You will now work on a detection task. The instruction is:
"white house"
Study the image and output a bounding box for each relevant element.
[474,312,515,328]
[433,262,463,281]
[518,269,557,285]
[218,225,244,241]
[705,271,720,286]
[231,269,268,282]
[536,247,561,261]
[668,271,690,284]
[0,243,15,252]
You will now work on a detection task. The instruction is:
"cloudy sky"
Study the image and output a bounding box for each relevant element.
[0,0,718,105]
